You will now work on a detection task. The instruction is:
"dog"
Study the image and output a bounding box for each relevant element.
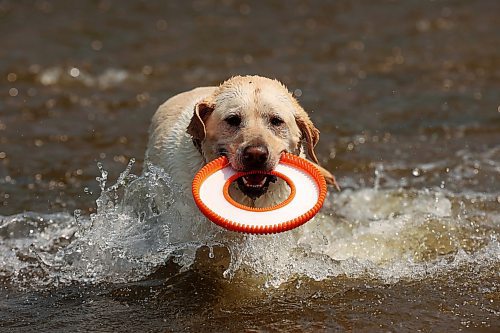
[145,75,337,209]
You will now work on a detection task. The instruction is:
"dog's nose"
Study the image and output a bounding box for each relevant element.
[242,145,269,169]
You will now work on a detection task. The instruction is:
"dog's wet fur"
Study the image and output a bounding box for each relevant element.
[146,75,337,208]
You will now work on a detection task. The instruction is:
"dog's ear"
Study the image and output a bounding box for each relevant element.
[295,111,320,164]
[187,101,214,147]
[295,110,340,189]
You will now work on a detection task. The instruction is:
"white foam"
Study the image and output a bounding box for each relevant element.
[37,66,139,89]
[0,160,498,288]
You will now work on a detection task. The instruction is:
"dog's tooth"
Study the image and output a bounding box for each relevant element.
[242,175,268,188]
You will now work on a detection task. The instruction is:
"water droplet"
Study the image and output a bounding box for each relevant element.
[239,3,251,15]
[96,162,108,190]
[91,40,103,51]
[374,165,383,191]
[416,19,431,32]
[243,54,253,64]
[142,65,153,75]
[69,67,80,78]
[7,72,17,82]
[155,19,168,31]
[8,88,18,97]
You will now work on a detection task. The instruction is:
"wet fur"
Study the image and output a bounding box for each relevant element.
[145,75,336,209]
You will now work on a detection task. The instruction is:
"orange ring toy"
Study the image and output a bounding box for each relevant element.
[192,153,327,234]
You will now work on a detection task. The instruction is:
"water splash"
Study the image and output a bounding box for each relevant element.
[37,66,136,89]
[0,157,499,289]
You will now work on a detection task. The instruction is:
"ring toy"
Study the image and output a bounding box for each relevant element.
[192,153,327,234]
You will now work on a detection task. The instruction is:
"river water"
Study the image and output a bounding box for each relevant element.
[1,1,499,332]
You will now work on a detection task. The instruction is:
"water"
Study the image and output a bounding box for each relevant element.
[1,1,499,332]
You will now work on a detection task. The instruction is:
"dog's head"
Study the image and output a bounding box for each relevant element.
[187,75,335,200]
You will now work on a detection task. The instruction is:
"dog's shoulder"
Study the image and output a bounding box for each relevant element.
[150,87,215,131]
[145,86,216,188]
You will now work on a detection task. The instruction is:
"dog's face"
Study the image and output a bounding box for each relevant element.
[188,76,334,199]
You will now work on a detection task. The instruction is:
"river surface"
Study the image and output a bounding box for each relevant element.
[1,1,499,332]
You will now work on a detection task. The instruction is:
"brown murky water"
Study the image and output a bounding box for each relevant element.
[1,1,499,332]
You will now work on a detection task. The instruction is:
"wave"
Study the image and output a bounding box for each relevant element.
[1,158,499,289]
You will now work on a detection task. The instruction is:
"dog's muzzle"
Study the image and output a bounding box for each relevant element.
[242,145,269,170]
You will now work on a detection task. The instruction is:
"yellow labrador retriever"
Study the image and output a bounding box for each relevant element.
[145,75,337,209]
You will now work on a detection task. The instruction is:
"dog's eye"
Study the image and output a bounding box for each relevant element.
[270,116,284,127]
[225,115,241,127]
